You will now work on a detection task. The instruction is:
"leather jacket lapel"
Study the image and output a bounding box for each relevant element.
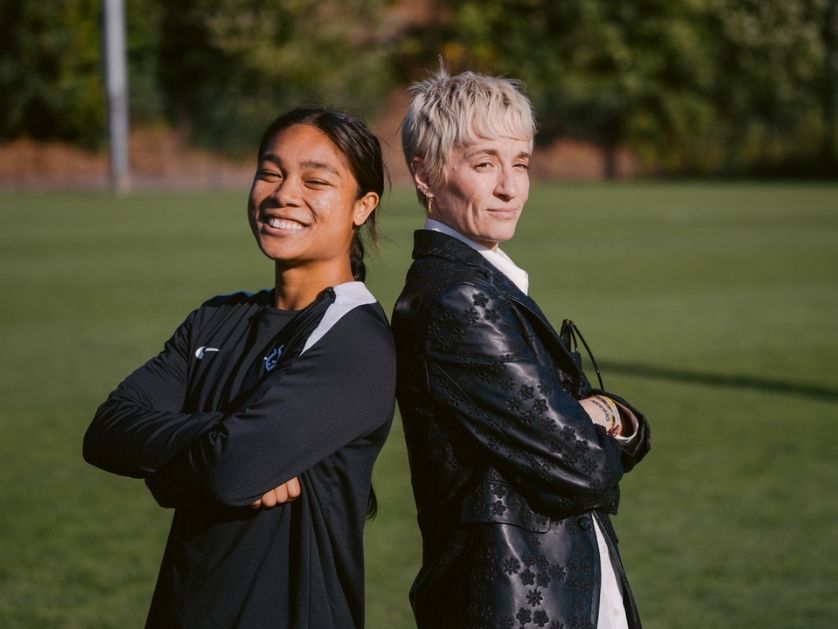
[412,230,590,396]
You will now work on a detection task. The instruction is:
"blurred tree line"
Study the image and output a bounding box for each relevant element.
[0,0,835,175]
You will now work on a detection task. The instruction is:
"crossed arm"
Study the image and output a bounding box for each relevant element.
[84,309,396,510]
[418,283,650,515]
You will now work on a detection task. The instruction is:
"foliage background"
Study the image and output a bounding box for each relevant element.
[0,0,836,174]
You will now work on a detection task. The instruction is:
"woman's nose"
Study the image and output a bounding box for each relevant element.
[272,176,301,205]
[494,166,518,200]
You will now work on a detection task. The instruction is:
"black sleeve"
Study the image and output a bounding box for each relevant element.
[421,282,626,515]
[146,307,396,508]
[82,309,224,477]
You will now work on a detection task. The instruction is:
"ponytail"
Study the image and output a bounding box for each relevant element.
[350,232,366,282]
[350,210,378,282]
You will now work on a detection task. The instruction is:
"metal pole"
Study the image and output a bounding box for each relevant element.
[104,0,130,193]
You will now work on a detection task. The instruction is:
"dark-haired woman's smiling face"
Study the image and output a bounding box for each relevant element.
[248,124,377,275]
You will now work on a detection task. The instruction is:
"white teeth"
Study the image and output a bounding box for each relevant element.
[266,217,304,231]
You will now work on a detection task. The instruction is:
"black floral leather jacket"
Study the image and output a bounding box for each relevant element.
[392,231,651,629]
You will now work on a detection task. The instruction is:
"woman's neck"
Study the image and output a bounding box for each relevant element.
[273,262,354,310]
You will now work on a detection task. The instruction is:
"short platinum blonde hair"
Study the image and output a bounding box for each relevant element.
[401,68,536,206]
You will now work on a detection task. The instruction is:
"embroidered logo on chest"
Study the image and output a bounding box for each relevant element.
[263,344,285,372]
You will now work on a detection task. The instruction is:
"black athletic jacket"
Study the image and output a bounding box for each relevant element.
[84,282,395,628]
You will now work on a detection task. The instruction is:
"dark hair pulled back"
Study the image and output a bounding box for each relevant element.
[257,108,386,281]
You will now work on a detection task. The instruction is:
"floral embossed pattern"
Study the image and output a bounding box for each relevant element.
[393,231,650,629]
[426,521,597,629]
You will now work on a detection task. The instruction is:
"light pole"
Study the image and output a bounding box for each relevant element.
[104,0,129,193]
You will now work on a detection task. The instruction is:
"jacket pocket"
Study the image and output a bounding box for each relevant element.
[459,479,551,533]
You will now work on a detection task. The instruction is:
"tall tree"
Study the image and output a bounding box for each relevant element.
[702,0,824,173]
[156,0,396,155]
[405,0,828,175]
[0,0,104,147]
[822,0,838,167]
[419,0,715,176]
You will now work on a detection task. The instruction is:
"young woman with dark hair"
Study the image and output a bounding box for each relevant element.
[84,108,395,628]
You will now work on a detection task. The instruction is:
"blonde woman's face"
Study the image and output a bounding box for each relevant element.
[428,136,531,248]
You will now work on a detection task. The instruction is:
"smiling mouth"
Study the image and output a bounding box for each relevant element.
[487,208,520,217]
[260,215,307,232]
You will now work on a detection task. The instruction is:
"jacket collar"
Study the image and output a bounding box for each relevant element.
[423,219,530,294]
[411,229,589,393]
[411,229,572,373]
[412,230,536,306]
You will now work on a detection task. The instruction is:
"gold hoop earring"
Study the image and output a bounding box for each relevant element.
[425,195,434,216]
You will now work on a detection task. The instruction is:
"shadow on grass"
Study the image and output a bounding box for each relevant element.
[600,360,838,403]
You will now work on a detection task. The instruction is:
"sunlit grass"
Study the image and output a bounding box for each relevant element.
[1,182,836,627]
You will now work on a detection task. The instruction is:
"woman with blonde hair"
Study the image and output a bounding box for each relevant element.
[392,69,651,628]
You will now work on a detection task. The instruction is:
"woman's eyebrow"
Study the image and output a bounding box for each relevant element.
[464,147,531,159]
[465,147,499,158]
[299,160,340,175]
[258,154,282,166]
[257,156,340,175]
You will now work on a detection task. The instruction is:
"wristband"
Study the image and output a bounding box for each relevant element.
[589,395,621,436]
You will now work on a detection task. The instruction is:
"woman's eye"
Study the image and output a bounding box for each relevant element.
[515,162,530,170]
[258,170,281,181]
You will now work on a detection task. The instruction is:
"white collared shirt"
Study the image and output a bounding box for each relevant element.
[423,219,529,294]
[422,218,628,629]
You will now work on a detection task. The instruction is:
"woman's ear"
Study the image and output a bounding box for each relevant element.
[411,157,434,197]
[352,192,379,227]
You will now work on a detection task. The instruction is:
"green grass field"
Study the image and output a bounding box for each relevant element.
[1,182,837,628]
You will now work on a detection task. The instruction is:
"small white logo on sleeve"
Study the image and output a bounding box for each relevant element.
[195,346,220,360]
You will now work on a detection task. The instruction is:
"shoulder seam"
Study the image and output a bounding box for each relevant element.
[301,282,379,354]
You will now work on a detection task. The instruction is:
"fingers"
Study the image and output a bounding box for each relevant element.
[285,477,301,501]
[274,483,289,504]
[578,397,604,424]
[250,477,302,510]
